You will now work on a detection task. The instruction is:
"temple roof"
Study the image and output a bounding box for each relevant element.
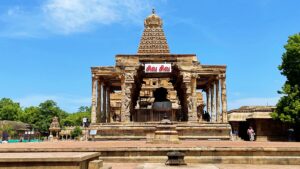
[137,9,170,55]
[228,106,275,121]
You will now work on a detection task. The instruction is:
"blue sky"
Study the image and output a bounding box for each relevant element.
[0,0,299,112]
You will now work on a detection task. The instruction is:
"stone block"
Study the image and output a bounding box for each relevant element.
[89,160,103,169]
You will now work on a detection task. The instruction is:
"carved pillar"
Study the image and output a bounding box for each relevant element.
[210,83,215,122]
[216,79,221,122]
[182,72,196,122]
[121,72,134,122]
[120,75,127,122]
[206,87,211,117]
[189,73,198,122]
[96,79,102,123]
[102,84,107,123]
[91,76,97,124]
[107,86,111,123]
[221,74,228,122]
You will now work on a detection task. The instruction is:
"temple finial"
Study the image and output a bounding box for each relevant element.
[152,8,155,14]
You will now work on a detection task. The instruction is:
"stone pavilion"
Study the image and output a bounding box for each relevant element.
[90,10,231,140]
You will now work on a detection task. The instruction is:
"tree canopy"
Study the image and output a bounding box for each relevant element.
[0,98,22,121]
[0,98,90,134]
[272,33,300,125]
[61,106,91,126]
[20,100,68,133]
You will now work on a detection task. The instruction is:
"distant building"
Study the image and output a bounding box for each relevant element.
[228,106,288,141]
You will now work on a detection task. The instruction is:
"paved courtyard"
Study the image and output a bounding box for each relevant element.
[106,163,300,169]
[1,141,300,168]
[1,140,300,150]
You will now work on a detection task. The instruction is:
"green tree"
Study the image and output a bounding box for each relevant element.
[71,126,82,138]
[20,106,41,131]
[20,100,68,134]
[78,106,91,113]
[0,98,22,121]
[61,106,91,126]
[272,33,300,125]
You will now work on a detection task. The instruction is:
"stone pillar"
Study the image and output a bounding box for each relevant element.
[182,72,196,122]
[216,79,221,122]
[221,74,228,122]
[206,87,211,117]
[91,77,97,124]
[102,84,107,123]
[121,72,134,122]
[188,73,198,122]
[210,83,215,122]
[107,86,111,123]
[96,79,102,123]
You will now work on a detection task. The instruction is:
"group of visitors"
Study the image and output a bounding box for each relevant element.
[231,126,255,141]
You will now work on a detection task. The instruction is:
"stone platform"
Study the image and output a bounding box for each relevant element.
[0,152,102,169]
[1,141,300,165]
[137,163,219,169]
[90,122,231,141]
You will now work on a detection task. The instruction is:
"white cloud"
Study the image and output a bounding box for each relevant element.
[0,0,157,36]
[15,94,90,112]
[228,97,280,110]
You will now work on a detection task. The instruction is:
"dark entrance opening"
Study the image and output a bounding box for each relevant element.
[153,87,169,102]
[239,122,250,140]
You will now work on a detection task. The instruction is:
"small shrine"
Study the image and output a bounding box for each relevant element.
[49,116,61,140]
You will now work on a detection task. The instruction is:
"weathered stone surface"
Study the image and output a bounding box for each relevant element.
[0,152,100,169]
[137,163,218,169]
[89,160,103,169]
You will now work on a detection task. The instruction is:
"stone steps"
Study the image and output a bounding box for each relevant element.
[99,156,300,165]
[97,146,300,165]
[93,135,230,141]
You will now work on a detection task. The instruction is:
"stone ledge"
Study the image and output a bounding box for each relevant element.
[100,156,300,165]
[0,152,100,162]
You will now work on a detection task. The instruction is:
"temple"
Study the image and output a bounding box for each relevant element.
[90,10,231,140]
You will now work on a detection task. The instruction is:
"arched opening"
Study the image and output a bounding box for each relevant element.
[128,64,189,122]
[153,87,169,102]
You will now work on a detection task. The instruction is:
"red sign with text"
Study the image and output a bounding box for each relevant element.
[145,64,172,73]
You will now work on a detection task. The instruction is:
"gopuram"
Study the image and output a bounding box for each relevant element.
[90,10,231,140]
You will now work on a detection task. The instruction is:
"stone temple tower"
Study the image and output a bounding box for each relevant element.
[137,9,170,54]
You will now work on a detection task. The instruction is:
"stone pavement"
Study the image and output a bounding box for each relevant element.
[1,140,300,150]
[106,163,300,169]
[2,141,300,167]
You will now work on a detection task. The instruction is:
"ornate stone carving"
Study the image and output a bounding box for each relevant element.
[187,95,197,122]
[120,76,133,122]
[138,10,170,54]
[191,73,198,78]
[182,72,191,83]
[50,117,60,129]
[124,72,135,83]
[49,116,61,139]
[125,72,134,81]
[187,95,193,112]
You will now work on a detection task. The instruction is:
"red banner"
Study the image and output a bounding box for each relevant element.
[145,64,172,73]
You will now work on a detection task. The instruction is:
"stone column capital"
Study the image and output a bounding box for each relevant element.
[219,73,226,79]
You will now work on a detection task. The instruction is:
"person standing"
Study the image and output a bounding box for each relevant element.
[247,126,255,141]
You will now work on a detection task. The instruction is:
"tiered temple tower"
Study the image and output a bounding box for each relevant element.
[90,10,230,140]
